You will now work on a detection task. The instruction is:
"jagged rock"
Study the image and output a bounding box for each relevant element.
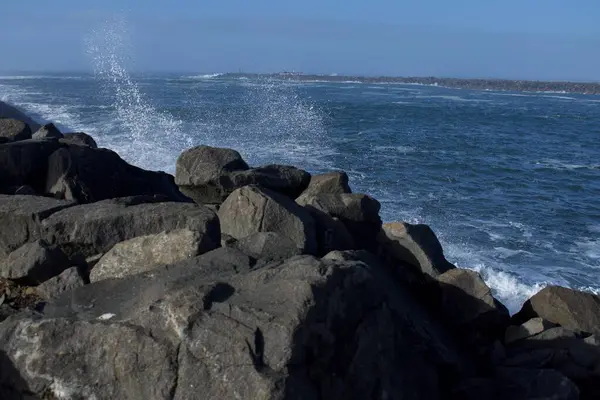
[90,229,211,282]
[45,145,188,203]
[233,232,301,262]
[0,101,41,131]
[0,253,465,400]
[505,317,557,344]
[42,197,220,260]
[514,286,600,335]
[296,171,351,203]
[0,195,73,259]
[0,139,62,192]
[437,268,509,342]
[61,132,98,148]
[36,266,85,299]
[32,123,63,139]
[0,240,70,285]
[175,145,250,203]
[218,186,317,254]
[0,118,32,141]
[378,221,455,278]
[298,192,381,251]
[228,164,311,199]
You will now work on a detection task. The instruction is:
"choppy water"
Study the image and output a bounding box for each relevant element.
[2,67,600,312]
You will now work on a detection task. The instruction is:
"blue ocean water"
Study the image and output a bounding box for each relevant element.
[1,70,599,312]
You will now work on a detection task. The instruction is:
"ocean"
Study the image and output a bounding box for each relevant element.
[1,69,599,313]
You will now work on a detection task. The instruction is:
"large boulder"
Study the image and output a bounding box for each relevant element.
[175,145,311,204]
[61,132,98,148]
[0,195,74,260]
[0,118,32,142]
[36,266,86,300]
[0,139,63,193]
[298,192,381,252]
[32,123,63,139]
[42,197,220,260]
[296,171,351,203]
[90,229,212,282]
[505,317,557,344]
[0,252,466,399]
[378,221,455,278]
[46,145,188,203]
[175,145,250,203]
[303,207,355,256]
[233,231,301,262]
[219,186,317,254]
[0,240,71,285]
[0,101,40,131]
[513,286,600,335]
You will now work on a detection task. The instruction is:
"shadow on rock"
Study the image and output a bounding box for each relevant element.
[0,349,36,400]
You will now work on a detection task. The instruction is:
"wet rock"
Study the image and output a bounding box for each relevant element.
[60,132,98,148]
[514,286,600,335]
[42,197,220,260]
[32,123,63,139]
[0,195,73,259]
[0,240,70,285]
[0,118,32,142]
[378,221,455,278]
[218,186,317,254]
[90,229,211,282]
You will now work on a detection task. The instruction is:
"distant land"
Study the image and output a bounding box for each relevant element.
[217,72,600,95]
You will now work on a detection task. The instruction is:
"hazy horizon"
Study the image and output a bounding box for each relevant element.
[1,1,600,81]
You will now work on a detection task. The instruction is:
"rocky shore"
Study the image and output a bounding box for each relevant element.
[1,101,599,399]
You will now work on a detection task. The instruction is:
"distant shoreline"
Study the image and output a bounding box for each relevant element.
[217,73,600,95]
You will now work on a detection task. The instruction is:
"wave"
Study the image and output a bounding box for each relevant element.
[534,159,600,171]
[0,75,84,80]
[185,73,224,79]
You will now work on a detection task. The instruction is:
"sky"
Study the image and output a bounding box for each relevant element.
[1,1,600,80]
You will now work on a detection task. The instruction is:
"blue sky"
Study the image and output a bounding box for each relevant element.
[1,1,600,80]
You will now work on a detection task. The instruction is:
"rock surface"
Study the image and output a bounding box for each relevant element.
[233,231,301,262]
[90,229,210,282]
[36,266,86,299]
[0,101,40,131]
[296,171,351,202]
[0,240,71,285]
[32,122,63,139]
[505,317,557,344]
[61,132,98,148]
[0,119,32,142]
[219,186,317,254]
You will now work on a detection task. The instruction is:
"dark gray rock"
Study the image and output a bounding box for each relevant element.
[0,240,70,285]
[0,195,74,260]
[378,221,455,278]
[495,368,580,400]
[90,229,211,282]
[437,268,509,343]
[36,266,85,299]
[228,164,311,199]
[296,171,351,203]
[304,206,355,255]
[175,145,250,203]
[0,118,32,142]
[32,123,63,139]
[218,185,317,254]
[0,101,41,131]
[60,132,98,148]
[45,145,188,203]
[42,197,220,260]
[505,317,558,344]
[0,139,62,192]
[514,286,600,335]
[233,231,301,261]
[298,192,381,252]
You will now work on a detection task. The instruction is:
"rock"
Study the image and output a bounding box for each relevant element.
[45,145,188,203]
[233,232,301,262]
[298,192,381,251]
[60,132,98,148]
[32,122,63,139]
[495,368,580,400]
[0,118,32,141]
[0,240,70,285]
[228,164,311,199]
[304,206,355,255]
[90,229,211,282]
[0,252,466,400]
[0,139,62,192]
[437,268,509,342]
[296,171,351,203]
[378,221,455,278]
[42,197,220,260]
[36,266,85,299]
[514,286,600,335]
[0,195,74,259]
[218,186,317,254]
[220,233,237,247]
[175,145,250,203]
[505,317,558,344]
[0,101,41,131]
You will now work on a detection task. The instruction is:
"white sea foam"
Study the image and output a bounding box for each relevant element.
[373,145,416,153]
[415,95,492,103]
[186,73,224,79]
[534,159,600,171]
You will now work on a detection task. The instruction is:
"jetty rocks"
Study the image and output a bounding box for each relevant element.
[0,108,599,399]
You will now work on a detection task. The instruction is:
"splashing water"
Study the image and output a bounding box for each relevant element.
[85,16,191,171]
